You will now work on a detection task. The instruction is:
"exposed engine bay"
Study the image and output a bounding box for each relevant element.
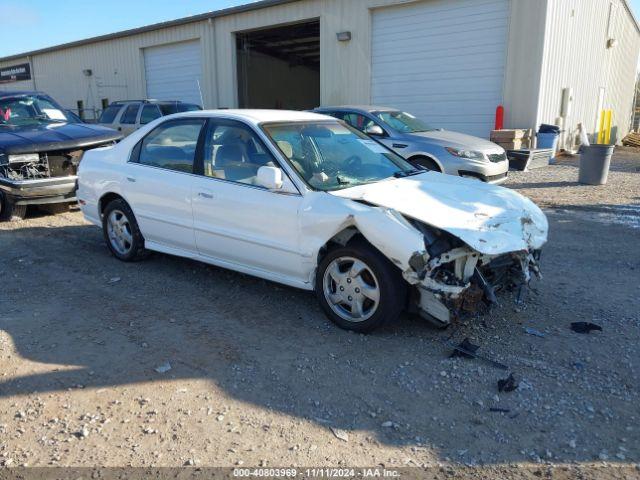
[0,149,84,181]
[404,220,542,326]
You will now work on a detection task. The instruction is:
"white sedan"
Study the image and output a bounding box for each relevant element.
[78,110,548,333]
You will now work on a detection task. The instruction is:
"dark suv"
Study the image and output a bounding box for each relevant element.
[98,100,202,136]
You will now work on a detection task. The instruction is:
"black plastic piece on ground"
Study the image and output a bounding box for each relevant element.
[571,322,603,334]
[498,373,519,392]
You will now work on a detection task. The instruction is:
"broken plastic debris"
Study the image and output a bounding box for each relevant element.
[330,427,349,442]
[498,373,519,392]
[154,362,172,374]
[489,407,511,413]
[443,338,508,370]
[450,338,480,359]
[571,322,603,334]
[524,327,545,338]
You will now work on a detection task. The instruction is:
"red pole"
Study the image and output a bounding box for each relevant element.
[495,105,504,131]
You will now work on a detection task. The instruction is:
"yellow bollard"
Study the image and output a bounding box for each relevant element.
[604,110,613,144]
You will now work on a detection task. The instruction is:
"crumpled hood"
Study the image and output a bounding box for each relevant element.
[408,129,502,152]
[330,173,548,255]
[0,122,122,155]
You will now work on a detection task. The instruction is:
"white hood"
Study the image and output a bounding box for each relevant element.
[330,173,548,256]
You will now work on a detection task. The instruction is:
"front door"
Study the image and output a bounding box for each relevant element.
[123,118,206,253]
[191,119,304,282]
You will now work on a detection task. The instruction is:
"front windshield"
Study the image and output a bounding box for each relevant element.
[0,95,70,126]
[374,111,435,133]
[263,121,418,191]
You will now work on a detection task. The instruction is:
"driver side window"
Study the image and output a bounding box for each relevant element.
[342,113,378,133]
[202,121,278,187]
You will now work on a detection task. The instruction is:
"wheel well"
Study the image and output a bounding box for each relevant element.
[99,193,126,216]
[316,227,365,265]
[409,155,442,172]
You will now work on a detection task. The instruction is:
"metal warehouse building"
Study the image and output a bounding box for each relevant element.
[1,0,639,142]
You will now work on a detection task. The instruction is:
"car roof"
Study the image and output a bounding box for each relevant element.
[169,109,334,124]
[0,90,47,98]
[315,105,398,113]
[111,99,198,105]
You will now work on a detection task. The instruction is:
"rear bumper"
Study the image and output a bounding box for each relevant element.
[0,176,77,205]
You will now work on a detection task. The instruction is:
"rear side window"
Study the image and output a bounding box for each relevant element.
[99,105,122,124]
[121,104,140,124]
[137,120,205,173]
[140,105,162,125]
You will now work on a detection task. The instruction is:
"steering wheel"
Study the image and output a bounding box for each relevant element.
[345,155,362,170]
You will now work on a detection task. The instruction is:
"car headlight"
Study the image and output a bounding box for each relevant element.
[8,153,39,164]
[445,147,485,160]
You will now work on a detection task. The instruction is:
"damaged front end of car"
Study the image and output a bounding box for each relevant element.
[403,221,543,327]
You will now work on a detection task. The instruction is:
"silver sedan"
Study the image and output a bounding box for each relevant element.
[314,106,509,184]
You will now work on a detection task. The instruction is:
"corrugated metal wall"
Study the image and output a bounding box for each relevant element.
[538,0,640,143]
[0,0,637,141]
[0,22,215,116]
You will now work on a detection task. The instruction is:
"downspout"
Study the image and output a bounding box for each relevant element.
[27,55,37,91]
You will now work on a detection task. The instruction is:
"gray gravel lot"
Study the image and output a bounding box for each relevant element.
[0,149,639,478]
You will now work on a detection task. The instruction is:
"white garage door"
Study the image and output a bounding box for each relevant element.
[144,40,202,105]
[371,0,510,138]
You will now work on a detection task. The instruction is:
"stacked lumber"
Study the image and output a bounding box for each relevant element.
[490,129,534,150]
[622,131,640,147]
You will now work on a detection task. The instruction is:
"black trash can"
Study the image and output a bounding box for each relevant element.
[579,145,614,185]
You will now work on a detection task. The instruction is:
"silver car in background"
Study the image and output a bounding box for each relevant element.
[314,106,509,184]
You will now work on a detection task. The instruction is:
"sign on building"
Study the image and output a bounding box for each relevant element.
[0,63,31,83]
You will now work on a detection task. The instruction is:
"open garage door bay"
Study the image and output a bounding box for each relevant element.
[144,40,203,105]
[371,0,510,138]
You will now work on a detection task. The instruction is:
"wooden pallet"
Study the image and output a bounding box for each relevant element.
[622,131,640,147]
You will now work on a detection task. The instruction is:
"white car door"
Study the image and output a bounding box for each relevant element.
[123,118,206,254]
[191,119,305,283]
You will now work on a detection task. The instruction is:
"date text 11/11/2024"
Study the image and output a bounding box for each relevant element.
[233,468,401,478]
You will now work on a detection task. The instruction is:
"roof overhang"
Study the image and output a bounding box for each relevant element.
[0,0,302,63]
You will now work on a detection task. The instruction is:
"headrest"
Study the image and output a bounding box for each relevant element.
[277,140,293,159]
[216,144,244,167]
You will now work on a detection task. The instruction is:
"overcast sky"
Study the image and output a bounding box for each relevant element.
[1,0,640,58]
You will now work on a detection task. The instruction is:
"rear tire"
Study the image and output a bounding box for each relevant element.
[0,193,27,222]
[315,239,407,333]
[102,199,147,262]
[410,156,441,172]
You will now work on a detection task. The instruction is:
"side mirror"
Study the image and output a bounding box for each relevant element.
[257,166,284,190]
[365,124,385,137]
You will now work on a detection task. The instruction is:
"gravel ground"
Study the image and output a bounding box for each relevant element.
[0,149,639,478]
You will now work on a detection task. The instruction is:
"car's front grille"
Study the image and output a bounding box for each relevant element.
[488,152,507,163]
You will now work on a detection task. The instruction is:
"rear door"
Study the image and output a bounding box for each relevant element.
[123,118,206,254]
[119,103,141,136]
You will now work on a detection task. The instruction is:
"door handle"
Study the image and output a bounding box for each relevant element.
[126,177,136,183]
[198,192,214,199]
[393,143,408,149]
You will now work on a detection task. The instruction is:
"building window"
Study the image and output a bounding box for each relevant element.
[101,98,109,109]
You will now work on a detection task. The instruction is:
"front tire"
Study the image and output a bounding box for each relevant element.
[315,239,407,333]
[102,199,147,262]
[0,193,27,222]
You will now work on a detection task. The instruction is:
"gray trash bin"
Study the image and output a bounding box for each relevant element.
[579,144,614,185]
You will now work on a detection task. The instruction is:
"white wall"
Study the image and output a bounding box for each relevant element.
[538,0,640,142]
[1,0,637,141]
